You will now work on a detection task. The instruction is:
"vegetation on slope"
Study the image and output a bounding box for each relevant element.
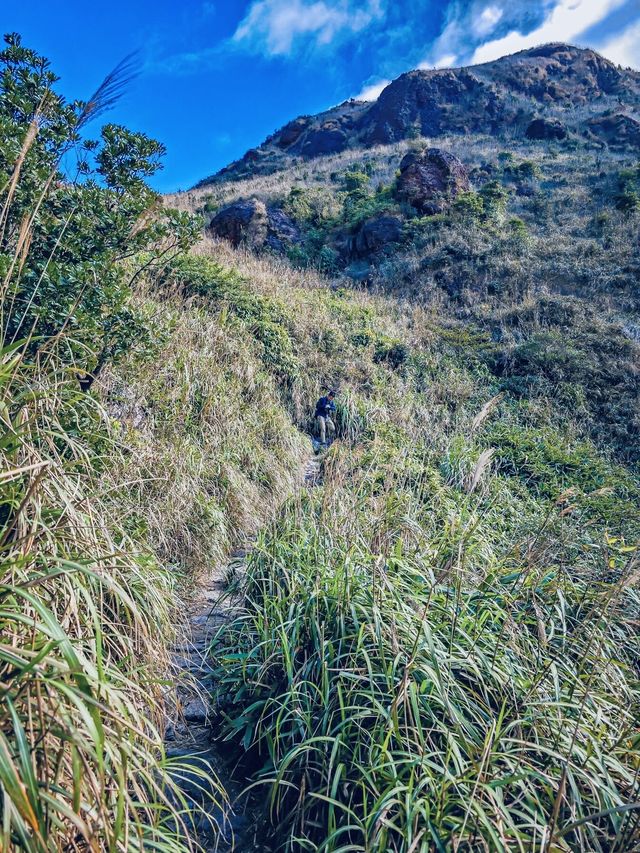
[0,35,211,850]
[0,36,333,849]
[168,242,639,850]
[182,134,640,466]
[166,89,640,849]
[2,30,639,853]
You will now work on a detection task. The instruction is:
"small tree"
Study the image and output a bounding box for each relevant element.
[452,191,484,224]
[0,33,200,388]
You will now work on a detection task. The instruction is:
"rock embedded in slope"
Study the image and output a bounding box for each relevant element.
[526,117,568,140]
[276,116,311,148]
[209,198,268,248]
[299,121,349,156]
[265,207,302,252]
[395,148,470,214]
[363,69,502,144]
[350,214,404,257]
[586,113,640,150]
[209,198,301,251]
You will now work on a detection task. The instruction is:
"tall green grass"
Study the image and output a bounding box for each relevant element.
[213,440,640,852]
[0,350,218,850]
[0,40,217,850]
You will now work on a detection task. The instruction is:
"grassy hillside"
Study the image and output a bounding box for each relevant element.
[2,33,639,853]
[125,237,640,850]
[177,134,640,467]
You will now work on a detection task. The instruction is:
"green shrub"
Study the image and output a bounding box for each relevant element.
[373,336,410,370]
[615,190,640,213]
[342,170,370,193]
[282,185,313,222]
[479,179,510,221]
[0,34,199,388]
[452,191,484,222]
[0,35,207,849]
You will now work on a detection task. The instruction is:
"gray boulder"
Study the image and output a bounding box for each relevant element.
[396,148,470,214]
[526,117,567,140]
[209,198,300,251]
[351,214,404,257]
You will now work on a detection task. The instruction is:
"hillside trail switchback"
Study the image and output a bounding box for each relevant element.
[164,453,322,851]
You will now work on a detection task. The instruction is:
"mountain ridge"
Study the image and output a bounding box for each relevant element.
[198,42,640,186]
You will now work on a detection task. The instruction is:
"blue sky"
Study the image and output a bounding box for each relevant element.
[4,0,639,191]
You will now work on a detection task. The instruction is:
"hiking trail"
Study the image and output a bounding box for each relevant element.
[164,454,322,851]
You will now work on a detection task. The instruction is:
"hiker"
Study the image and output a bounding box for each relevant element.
[315,390,336,446]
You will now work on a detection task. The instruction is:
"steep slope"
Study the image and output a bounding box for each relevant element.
[179,140,640,468]
[138,239,640,852]
[6,31,639,853]
[199,43,640,185]
[121,38,640,853]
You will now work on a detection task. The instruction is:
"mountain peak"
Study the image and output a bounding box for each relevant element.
[198,43,640,186]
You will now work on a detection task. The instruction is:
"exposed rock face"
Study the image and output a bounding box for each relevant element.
[526,117,567,140]
[210,198,268,247]
[364,69,502,144]
[264,208,301,252]
[350,214,404,257]
[197,44,640,187]
[300,122,349,156]
[476,44,625,103]
[395,148,470,214]
[587,113,640,150]
[277,117,311,148]
[209,198,300,250]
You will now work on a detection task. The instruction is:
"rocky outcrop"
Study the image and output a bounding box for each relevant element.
[586,113,640,150]
[197,44,640,187]
[300,122,349,156]
[526,117,567,140]
[264,208,301,252]
[271,102,368,159]
[364,69,503,144]
[210,198,268,247]
[350,214,404,257]
[475,44,626,104]
[209,198,301,250]
[395,148,470,214]
[277,116,311,148]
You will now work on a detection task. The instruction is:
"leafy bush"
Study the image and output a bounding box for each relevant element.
[373,336,410,370]
[0,34,199,388]
[494,327,640,462]
[282,185,314,222]
[342,169,370,194]
[452,190,484,222]
[0,35,209,849]
[489,422,640,532]
[479,179,510,221]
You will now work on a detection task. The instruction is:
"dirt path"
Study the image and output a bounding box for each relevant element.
[165,455,321,851]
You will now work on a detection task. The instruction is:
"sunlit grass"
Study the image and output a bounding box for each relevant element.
[213,438,640,852]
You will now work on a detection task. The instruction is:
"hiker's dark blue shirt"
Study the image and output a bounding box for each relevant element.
[315,396,336,418]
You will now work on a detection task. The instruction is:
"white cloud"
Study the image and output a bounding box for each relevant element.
[434,52,459,68]
[470,0,628,64]
[474,5,504,36]
[233,0,385,56]
[421,0,506,68]
[595,19,640,68]
[355,78,391,100]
